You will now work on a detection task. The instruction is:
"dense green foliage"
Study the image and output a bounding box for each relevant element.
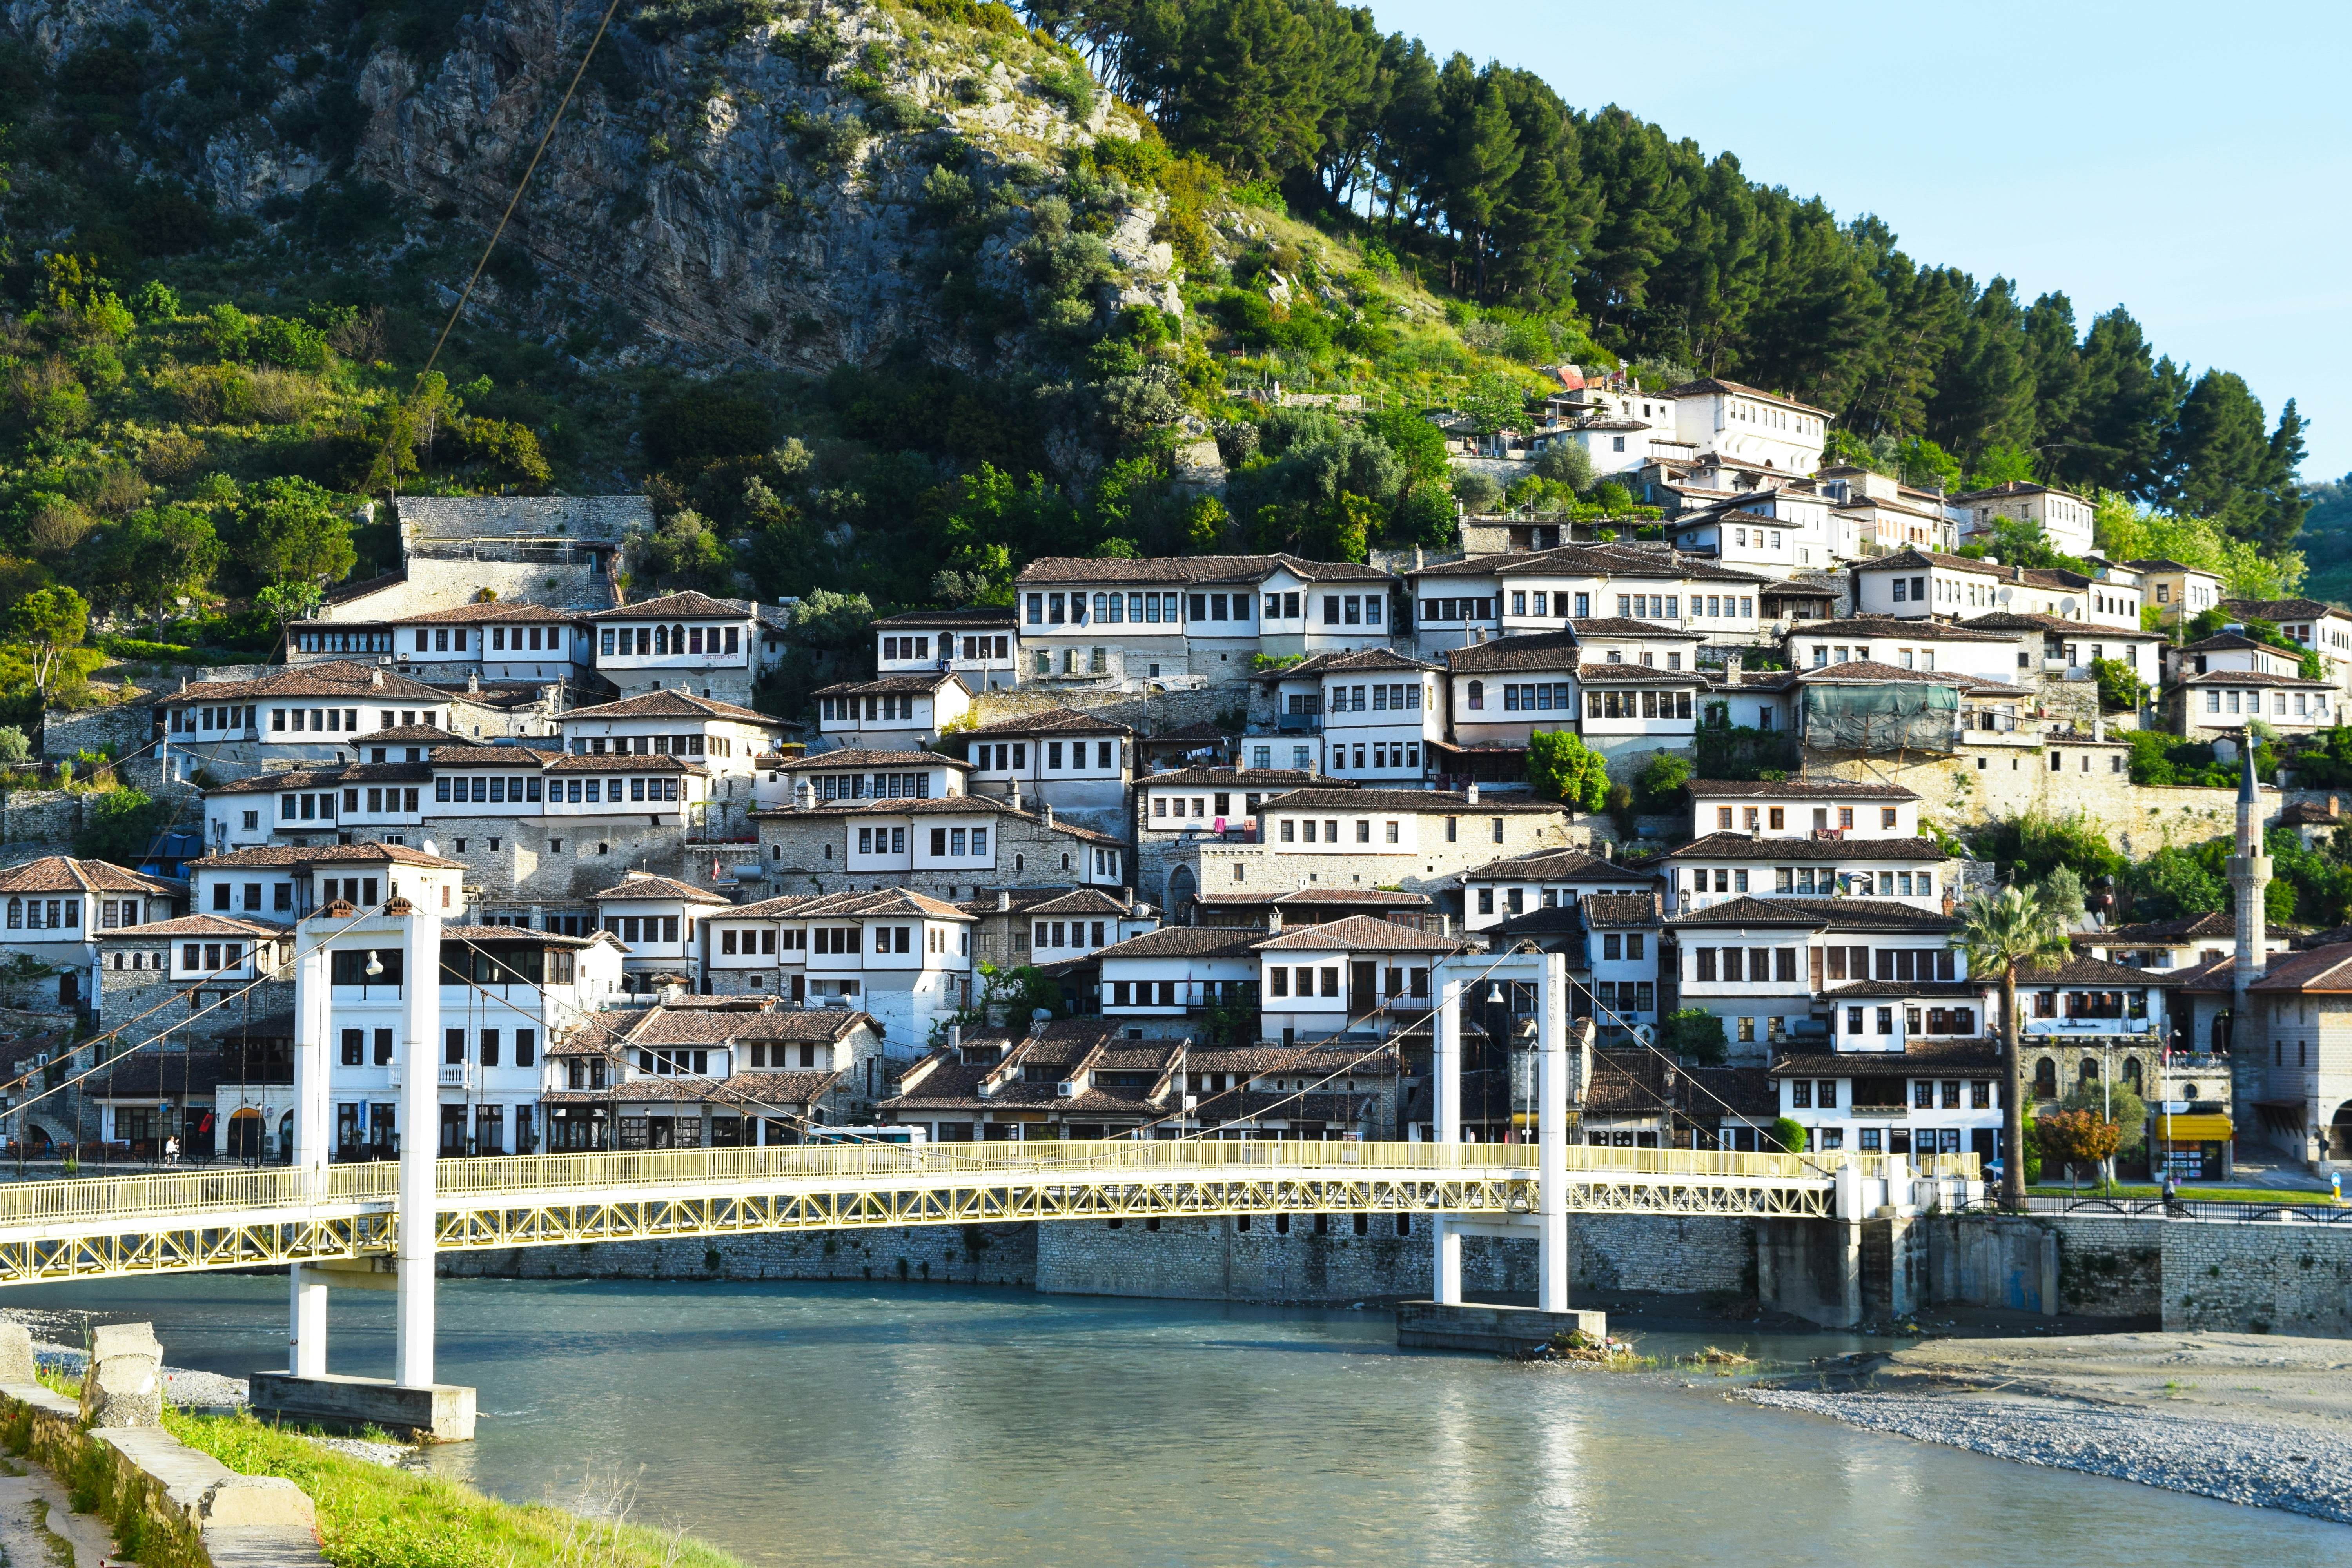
[2119,827,2352,930]
[1525,728,1606,812]
[1025,2,2308,549]
[1657,1006,1726,1067]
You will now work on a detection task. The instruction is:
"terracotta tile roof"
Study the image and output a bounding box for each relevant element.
[438,924,607,948]
[1141,768,1334,789]
[1259,648,1438,679]
[1194,887,1434,907]
[1666,896,1957,932]
[2075,912,2234,944]
[1822,980,1985,999]
[1583,894,1660,925]
[591,873,736,905]
[1861,548,2002,578]
[1769,1041,2004,1075]
[91,914,286,940]
[1794,659,1971,686]
[1786,616,2024,644]
[188,843,464,869]
[2246,946,2352,993]
[430,745,566,766]
[1257,787,1566,816]
[1564,617,1706,639]
[1667,833,1951,862]
[1462,848,1654,882]
[1251,914,1465,953]
[794,888,973,921]
[956,888,1134,917]
[1013,553,1393,587]
[1444,632,1581,673]
[791,748,971,771]
[1409,542,1768,584]
[1094,927,1266,960]
[750,795,1130,845]
[167,661,448,704]
[0,856,176,896]
[550,1069,843,1106]
[2015,955,2187,986]
[364,725,471,745]
[1687,779,1917,800]
[542,752,710,774]
[1186,1042,1400,1076]
[396,600,588,625]
[813,672,967,698]
[2177,670,2333,689]
[2222,598,2346,624]
[1959,612,2161,640]
[965,706,1134,737]
[586,590,751,621]
[1576,661,1707,684]
[1661,377,1829,415]
[870,606,1016,628]
[563,690,778,724]
[622,1007,879,1046]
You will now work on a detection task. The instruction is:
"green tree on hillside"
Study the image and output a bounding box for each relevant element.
[1526,729,1607,813]
[105,507,223,637]
[9,586,86,696]
[240,478,356,589]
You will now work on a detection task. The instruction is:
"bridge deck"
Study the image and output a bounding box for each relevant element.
[0,1143,1975,1284]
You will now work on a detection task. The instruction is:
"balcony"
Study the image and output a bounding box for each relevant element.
[2025,1016,2157,1037]
[1275,713,1323,734]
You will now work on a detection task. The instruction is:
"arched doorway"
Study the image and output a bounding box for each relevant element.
[2122,1057,2143,1093]
[2212,1011,2232,1054]
[1165,864,1198,924]
[2330,1103,2352,1162]
[227,1108,264,1160]
[2032,1057,2058,1098]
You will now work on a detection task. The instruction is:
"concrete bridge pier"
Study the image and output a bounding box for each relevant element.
[249,898,476,1442]
[1429,977,1463,1306]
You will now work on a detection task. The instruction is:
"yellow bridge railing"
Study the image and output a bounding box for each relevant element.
[0,1142,1974,1233]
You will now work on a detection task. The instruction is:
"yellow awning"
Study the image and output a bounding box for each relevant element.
[2155,1114,2232,1140]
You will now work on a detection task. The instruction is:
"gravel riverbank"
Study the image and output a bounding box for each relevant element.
[1744,1332,2352,1524]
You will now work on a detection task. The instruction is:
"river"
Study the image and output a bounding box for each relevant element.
[23,1275,2348,1563]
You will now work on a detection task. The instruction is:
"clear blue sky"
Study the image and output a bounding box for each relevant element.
[1365,0,2352,484]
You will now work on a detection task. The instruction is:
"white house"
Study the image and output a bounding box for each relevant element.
[1953,480,2097,559]
[1665,833,1955,915]
[159,662,468,775]
[430,923,628,1153]
[1687,778,1921,840]
[187,842,470,927]
[0,856,180,1010]
[871,606,1020,692]
[1460,847,1659,931]
[1095,926,1265,1034]
[377,601,591,684]
[1258,648,1443,783]
[960,707,1132,816]
[1771,1034,2005,1166]
[585,590,759,702]
[813,670,972,751]
[760,748,971,811]
[1137,767,1330,841]
[2130,560,2227,628]
[1664,379,1829,475]
[1785,615,2032,684]
[2222,597,2352,698]
[591,871,735,989]
[1252,914,1462,1047]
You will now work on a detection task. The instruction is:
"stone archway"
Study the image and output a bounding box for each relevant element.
[2032,1057,2058,1098]
[1164,864,1198,924]
[2330,1102,2352,1162]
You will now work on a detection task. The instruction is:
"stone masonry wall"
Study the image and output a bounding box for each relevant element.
[41,697,158,762]
[1812,753,2264,860]
[1149,807,1577,912]
[440,1221,1037,1287]
[2161,1219,2352,1335]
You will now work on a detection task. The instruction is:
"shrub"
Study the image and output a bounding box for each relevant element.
[1657,1007,1725,1065]
[252,316,331,372]
[1526,729,1607,813]
[1769,1116,1808,1155]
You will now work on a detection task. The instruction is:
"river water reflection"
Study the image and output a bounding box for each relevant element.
[26,1274,2347,1563]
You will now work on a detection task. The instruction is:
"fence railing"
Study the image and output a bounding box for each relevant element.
[0,1140,1944,1231]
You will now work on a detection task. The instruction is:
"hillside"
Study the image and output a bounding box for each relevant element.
[0,0,2318,729]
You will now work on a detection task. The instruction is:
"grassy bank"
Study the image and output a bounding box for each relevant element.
[162,1410,746,1568]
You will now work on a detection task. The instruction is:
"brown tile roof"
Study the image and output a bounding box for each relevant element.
[813,672,967,698]
[1576,661,1707,684]
[1142,768,1334,789]
[1583,894,1659,926]
[0,856,175,896]
[1786,616,2025,644]
[1769,1041,2004,1075]
[1185,1042,1401,1076]
[965,706,1134,738]
[956,888,1134,917]
[1258,787,1566,816]
[590,873,736,905]
[1687,779,1917,800]
[1094,927,1266,960]
[791,748,971,771]
[543,752,710,774]
[430,745,567,767]
[1821,980,1985,999]
[1409,542,1769,585]
[1251,914,1465,953]
[1444,632,1581,673]
[1667,833,1951,862]
[363,725,471,745]
[1013,553,1393,587]
[2221,598,2346,624]
[2016,955,2185,987]
[1462,848,1654,882]
[396,600,588,625]
[1861,548,2002,579]
[167,660,448,704]
[188,843,464,869]
[1259,648,1437,679]
[623,1007,879,1046]
[1661,376,1829,415]
[1959,612,2162,641]
[2075,912,2233,945]
[1194,887,1434,907]
[1564,617,1706,639]
[1666,896,1957,932]
[794,889,973,921]
[438,924,608,949]
[552,1069,842,1105]
[92,914,287,940]
[2177,670,2333,689]
[1794,659,1972,686]
[870,606,1016,629]
[586,590,751,621]
[563,690,778,724]
[2246,946,2352,994]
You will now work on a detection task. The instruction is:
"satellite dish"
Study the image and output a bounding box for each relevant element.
[1635,1025,1655,1046]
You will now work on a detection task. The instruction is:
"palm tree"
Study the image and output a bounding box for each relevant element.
[1957,885,2074,1210]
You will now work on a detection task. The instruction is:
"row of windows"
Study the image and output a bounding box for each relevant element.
[1327,682,1422,712]
[605,625,740,658]
[1034,920,1107,949]
[1153,792,1266,819]
[294,630,393,653]
[1331,742,1419,771]
[1713,805,1895,832]
[5,897,81,930]
[1685,867,1936,898]
[572,734,724,757]
[606,915,682,945]
[1591,980,1655,1016]
[1419,597,1496,623]
[436,1027,537,1066]
[2204,688,2330,717]
[881,635,931,659]
[1266,965,1432,999]
[174,705,253,734]
[822,694,924,723]
[1789,1076,1991,1109]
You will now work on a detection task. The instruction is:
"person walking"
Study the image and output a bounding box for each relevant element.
[163,1135,180,1168]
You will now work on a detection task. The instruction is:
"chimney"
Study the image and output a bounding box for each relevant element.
[1465,783,1480,805]
[371,668,385,688]
[467,671,481,694]
[1009,780,1023,812]
[1042,802,1054,828]
[1267,908,1283,933]
[1726,654,1744,686]
[996,888,1011,912]
[795,780,814,811]
[179,676,189,693]
[2093,717,2105,742]
[948,1024,962,1056]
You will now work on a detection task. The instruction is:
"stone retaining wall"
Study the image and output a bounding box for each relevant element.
[438,1222,1037,1287]
[1811,755,2263,859]
[2161,1219,2352,1335]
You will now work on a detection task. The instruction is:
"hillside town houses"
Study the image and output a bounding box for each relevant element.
[15,416,2352,1181]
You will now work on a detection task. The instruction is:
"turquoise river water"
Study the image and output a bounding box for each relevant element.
[21,1274,2349,1564]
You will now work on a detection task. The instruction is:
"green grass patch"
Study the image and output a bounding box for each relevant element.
[2028,1183,2336,1205]
[163,1410,746,1568]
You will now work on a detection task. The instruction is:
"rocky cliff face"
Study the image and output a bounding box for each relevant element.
[10,0,1179,374]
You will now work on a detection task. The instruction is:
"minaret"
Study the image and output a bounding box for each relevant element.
[2227,740,2270,1122]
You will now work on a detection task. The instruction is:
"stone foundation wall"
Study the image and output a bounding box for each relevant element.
[2161,1218,2352,1335]
[1810,753,2264,860]
[40,698,158,762]
[439,1221,1038,1287]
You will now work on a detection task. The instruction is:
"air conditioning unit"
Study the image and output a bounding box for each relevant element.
[438,1063,475,1089]
[1056,1082,1078,1098]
